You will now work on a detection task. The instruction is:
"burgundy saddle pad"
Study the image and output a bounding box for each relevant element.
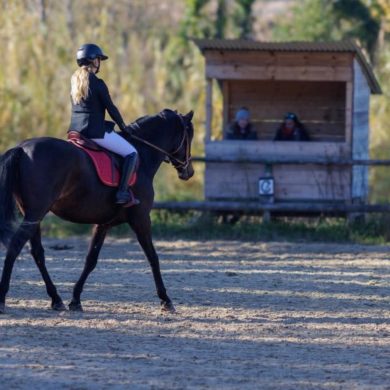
[67,132,137,187]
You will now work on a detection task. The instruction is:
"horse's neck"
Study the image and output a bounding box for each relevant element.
[137,120,173,151]
[137,144,163,179]
[136,126,171,179]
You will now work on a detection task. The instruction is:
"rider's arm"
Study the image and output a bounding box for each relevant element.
[98,80,126,131]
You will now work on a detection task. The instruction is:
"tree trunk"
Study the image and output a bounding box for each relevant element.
[37,0,46,25]
[216,0,227,38]
[65,0,75,43]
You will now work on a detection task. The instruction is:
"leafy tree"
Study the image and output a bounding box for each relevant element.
[216,0,228,38]
[332,0,381,62]
[180,0,255,39]
[272,0,338,42]
[180,0,213,39]
[273,0,381,62]
[366,0,390,202]
[232,0,256,39]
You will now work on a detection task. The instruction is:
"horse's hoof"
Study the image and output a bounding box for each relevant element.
[68,302,83,312]
[0,302,5,314]
[161,301,176,314]
[52,301,67,311]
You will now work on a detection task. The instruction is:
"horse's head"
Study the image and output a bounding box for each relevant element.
[164,109,195,181]
[127,109,195,181]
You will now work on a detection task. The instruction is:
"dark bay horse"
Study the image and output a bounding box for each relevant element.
[0,108,194,314]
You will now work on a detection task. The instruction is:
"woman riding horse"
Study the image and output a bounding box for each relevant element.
[0,108,194,314]
[69,43,138,205]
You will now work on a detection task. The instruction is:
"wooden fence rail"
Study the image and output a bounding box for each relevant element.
[153,200,390,214]
[191,156,390,166]
[154,156,390,215]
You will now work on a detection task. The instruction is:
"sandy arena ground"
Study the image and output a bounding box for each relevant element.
[0,237,389,389]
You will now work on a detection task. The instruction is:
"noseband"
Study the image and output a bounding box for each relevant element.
[130,113,192,170]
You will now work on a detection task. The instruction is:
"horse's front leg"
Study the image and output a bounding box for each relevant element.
[128,215,175,313]
[69,224,108,311]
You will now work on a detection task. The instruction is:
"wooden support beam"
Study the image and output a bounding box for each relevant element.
[345,81,353,148]
[205,52,354,68]
[191,156,390,166]
[205,78,213,142]
[206,64,352,82]
[352,59,371,202]
[222,81,229,137]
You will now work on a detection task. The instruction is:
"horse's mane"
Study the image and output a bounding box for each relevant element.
[121,109,181,169]
[130,109,178,137]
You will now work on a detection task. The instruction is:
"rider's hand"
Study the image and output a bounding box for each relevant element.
[124,125,133,136]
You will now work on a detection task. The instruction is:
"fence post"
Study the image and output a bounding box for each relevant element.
[205,78,213,142]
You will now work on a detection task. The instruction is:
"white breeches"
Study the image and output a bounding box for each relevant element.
[92,131,137,157]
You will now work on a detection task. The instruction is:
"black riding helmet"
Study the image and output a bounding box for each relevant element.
[76,43,108,67]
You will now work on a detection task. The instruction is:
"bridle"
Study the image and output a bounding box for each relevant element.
[129,113,192,170]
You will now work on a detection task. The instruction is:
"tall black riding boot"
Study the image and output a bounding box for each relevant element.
[116,152,139,206]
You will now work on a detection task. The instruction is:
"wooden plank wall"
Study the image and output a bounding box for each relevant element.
[205,141,351,201]
[205,78,213,141]
[351,59,370,202]
[224,80,346,142]
[205,163,351,201]
[205,140,351,159]
[206,52,354,82]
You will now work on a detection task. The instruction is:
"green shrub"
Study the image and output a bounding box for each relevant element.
[39,211,390,244]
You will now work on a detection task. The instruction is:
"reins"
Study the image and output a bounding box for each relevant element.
[129,115,191,169]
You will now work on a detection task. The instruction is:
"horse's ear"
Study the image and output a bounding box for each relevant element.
[184,110,194,122]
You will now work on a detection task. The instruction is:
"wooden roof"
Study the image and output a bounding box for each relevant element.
[193,39,381,94]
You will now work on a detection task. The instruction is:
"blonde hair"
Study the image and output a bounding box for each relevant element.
[70,66,91,104]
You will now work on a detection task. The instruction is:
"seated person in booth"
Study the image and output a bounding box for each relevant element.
[274,112,310,141]
[226,107,257,140]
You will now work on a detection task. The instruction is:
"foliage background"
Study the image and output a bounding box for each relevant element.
[0,0,389,202]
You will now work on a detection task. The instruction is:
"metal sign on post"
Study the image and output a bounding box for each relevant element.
[259,163,274,203]
[259,177,274,196]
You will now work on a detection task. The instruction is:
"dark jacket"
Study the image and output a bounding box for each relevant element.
[226,123,257,140]
[68,72,126,139]
[274,125,310,141]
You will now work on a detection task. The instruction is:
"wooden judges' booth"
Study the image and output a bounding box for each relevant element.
[193,39,381,212]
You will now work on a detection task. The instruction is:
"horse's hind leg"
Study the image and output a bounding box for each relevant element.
[69,224,108,312]
[0,220,40,313]
[30,225,65,311]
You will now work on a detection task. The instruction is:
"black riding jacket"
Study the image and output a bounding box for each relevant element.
[68,72,126,139]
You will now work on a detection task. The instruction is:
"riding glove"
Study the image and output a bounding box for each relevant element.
[124,125,133,136]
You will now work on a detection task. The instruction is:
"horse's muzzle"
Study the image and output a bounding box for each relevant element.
[178,164,194,181]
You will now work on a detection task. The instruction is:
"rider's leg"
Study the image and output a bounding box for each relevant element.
[92,131,139,205]
[92,131,137,157]
[115,152,139,204]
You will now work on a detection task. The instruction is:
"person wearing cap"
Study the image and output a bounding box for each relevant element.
[226,107,257,140]
[274,112,310,141]
[68,43,139,206]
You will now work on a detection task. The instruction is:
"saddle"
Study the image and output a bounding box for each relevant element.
[67,131,137,187]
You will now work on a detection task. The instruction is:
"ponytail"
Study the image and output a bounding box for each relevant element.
[70,66,91,104]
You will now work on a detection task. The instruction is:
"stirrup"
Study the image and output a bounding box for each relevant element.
[116,189,139,207]
[123,197,140,208]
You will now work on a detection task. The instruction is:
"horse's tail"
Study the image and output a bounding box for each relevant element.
[0,147,23,246]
